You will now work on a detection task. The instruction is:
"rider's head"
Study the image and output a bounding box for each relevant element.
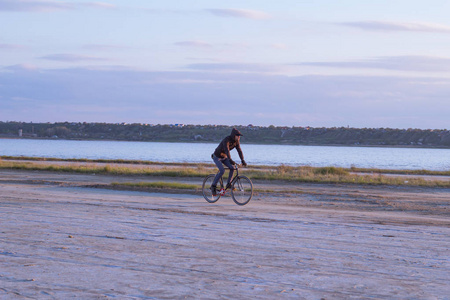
[231,128,243,142]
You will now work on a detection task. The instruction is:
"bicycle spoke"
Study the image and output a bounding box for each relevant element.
[231,176,253,206]
[202,174,221,203]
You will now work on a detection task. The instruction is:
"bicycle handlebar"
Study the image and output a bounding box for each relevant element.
[233,163,247,168]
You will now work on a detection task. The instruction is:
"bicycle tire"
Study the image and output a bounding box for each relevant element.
[202,174,222,203]
[231,175,253,206]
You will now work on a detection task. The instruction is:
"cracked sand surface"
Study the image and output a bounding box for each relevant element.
[0,170,449,299]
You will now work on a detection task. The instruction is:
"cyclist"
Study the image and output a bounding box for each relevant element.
[210,128,247,196]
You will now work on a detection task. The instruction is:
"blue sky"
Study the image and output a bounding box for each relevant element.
[1,0,450,129]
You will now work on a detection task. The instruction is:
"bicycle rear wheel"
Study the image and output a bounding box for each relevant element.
[231,175,253,206]
[202,174,222,203]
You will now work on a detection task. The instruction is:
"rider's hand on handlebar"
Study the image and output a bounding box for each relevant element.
[241,160,247,167]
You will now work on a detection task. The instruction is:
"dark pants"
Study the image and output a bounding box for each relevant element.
[212,155,235,187]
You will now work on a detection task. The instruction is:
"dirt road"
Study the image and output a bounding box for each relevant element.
[0,170,449,299]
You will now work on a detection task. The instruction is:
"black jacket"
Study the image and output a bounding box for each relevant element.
[214,128,244,161]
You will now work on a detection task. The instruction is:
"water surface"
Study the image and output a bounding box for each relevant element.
[1,139,449,171]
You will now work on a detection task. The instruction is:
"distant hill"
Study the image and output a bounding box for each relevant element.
[1,122,450,148]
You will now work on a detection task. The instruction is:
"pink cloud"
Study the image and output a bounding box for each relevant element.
[206,8,271,20]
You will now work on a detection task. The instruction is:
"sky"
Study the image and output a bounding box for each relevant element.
[1,0,450,129]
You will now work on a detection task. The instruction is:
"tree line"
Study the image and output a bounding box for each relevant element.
[1,121,450,148]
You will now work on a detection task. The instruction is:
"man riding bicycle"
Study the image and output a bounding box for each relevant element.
[210,128,247,196]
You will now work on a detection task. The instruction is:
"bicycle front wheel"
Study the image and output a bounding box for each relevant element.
[202,174,221,203]
[231,175,253,206]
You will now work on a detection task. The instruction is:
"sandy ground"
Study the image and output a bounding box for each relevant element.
[0,170,449,299]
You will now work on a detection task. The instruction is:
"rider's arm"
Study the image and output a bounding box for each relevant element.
[235,141,244,161]
[235,141,247,166]
[224,140,232,160]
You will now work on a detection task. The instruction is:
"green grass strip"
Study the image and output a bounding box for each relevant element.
[1,160,450,187]
[0,155,211,168]
[3,155,449,176]
[0,161,211,177]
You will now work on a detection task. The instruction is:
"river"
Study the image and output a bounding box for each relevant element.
[1,138,449,171]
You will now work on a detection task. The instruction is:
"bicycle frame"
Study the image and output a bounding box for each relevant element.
[217,164,241,189]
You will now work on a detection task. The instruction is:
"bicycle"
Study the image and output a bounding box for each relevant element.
[202,164,253,206]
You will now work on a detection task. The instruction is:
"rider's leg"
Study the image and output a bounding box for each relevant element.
[212,155,225,187]
[222,158,235,188]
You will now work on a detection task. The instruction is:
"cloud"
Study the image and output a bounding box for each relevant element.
[3,64,39,71]
[0,0,72,12]
[206,8,271,20]
[270,43,288,50]
[0,43,25,50]
[1,65,449,128]
[299,56,450,72]
[144,8,194,15]
[339,21,450,33]
[39,53,109,62]
[187,63,284,73]
[79,2,116,10]
[174,40,212,48]
[147,79,239,85]
[11,96,36,102]
[0,0,115,12]
[83,44,130,51]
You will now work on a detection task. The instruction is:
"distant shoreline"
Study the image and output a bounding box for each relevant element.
[2,122,450,149]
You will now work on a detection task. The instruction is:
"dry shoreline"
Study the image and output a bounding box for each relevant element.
[1,168,449,217]
[2,158,450,189]
[1,169,449,299]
